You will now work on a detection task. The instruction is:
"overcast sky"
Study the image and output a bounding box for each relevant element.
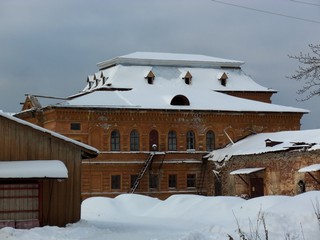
[0,0,319,129]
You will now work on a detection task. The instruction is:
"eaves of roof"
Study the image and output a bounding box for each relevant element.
[97,52,244,70]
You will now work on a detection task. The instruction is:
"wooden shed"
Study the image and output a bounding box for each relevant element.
[0,112,99,229]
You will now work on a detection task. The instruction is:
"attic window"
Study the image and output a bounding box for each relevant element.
[170,95,190,106]
[183,71,192,85]
[145,71,155,84]
[218,72,228,86]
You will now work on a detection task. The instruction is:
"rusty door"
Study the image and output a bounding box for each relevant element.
[250,178,264,198]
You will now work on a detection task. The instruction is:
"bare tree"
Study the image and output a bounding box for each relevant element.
[288,44,320,101]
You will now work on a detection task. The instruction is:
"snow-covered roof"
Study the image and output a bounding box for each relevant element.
[53,52,308,114]
[208,129,320,162]
[62,89,306,113]
[97,52,245,69]
[230,167,265,175]
[1,111,99,158]
[298,164,320,173]
[0,160,68,178]
[82,62,276,94]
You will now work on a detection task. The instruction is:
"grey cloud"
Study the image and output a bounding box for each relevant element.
[0,0,319,128]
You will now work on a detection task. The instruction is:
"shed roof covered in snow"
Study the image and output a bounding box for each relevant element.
[0,160,68,178]
[49,52,307,114]
[230,167,265,175]
[298,164,320,173]
[208,129,320,162]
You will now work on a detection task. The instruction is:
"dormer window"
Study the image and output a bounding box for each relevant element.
[183,71,192,85]
[145,71,155,84]
[218,72,228,86]
[100,72,108,85]
[94,74,100,87]
[87,76,94,90]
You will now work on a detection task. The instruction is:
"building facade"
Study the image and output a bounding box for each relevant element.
[208,129,320,198]
[16,52,307,200]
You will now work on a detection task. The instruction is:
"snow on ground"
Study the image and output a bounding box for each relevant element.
[1,192,320,240]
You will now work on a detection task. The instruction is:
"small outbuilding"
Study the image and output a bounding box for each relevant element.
[208,129,320,198]
[0,112,99,229]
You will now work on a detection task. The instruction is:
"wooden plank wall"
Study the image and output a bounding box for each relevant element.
[0,116,82,227]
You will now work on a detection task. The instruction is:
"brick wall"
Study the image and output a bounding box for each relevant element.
[16,106,304,199]
[211,149,320,197]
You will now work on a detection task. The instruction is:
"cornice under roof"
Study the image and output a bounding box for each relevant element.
[97,52,244,70]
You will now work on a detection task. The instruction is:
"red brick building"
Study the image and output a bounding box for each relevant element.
[16,52,307,199]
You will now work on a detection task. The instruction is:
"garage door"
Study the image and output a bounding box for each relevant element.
[0,182,40,229]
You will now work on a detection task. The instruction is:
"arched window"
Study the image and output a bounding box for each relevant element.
[111,130,120,151]
[186,131,195,150]
[130,130,140,151]
[170,95,190,106]
[206,131,215,151]
[149,130,159,151]
[168,131,177,151]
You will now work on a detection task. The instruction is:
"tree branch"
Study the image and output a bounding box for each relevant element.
[288,44,320,101]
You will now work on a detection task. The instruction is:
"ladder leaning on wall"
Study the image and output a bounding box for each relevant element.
[197,159,208,195]
[130,152,155,193]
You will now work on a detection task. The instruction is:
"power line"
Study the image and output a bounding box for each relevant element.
[211,0,320,24]
[289,0,320,7]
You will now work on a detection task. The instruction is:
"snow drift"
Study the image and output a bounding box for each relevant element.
[1,192,320,239]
